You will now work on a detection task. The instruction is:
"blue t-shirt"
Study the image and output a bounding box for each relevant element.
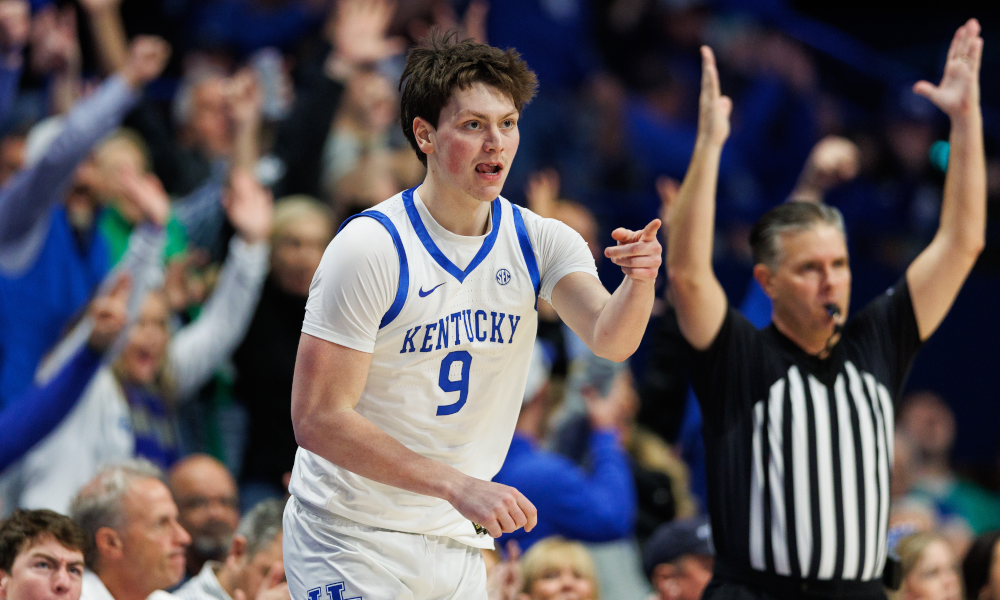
[0,208,109,405]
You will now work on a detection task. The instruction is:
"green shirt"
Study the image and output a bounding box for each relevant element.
[98,205,189,265]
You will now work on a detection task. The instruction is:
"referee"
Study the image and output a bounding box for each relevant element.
[666,20,986,600]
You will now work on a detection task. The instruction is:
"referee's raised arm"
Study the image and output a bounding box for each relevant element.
[666,46,732,351]
[905,18,986,341]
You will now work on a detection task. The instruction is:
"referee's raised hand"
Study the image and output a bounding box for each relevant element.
[605,219,662,283]
[696,45,732,148]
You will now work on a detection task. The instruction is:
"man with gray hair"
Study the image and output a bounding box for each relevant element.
[666,21,986,600]
[174,500,287,600]
[69,460,190,600]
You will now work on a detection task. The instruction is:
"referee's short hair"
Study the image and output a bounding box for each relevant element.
[750,201,846,269]
[399,30,538,166]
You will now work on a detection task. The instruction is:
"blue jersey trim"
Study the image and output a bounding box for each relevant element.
[511,205,540,310]
[337,210,409,329]
[401,187,501,284]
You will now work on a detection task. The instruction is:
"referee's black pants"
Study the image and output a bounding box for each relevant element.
[703,559,887,600]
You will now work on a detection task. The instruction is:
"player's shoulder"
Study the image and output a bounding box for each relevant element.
[367,190,409,220]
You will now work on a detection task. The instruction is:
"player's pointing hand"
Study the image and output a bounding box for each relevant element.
[605,219,662,283]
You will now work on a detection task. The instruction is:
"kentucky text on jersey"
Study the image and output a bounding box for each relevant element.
[399,310,522,353]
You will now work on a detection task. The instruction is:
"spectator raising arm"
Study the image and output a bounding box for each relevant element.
[168,168,272,400]
[269,0,404,198]
[80,0,127,74]
[0,0,27,122]
[0,274,131,471]
[906,18,986,340]
[229,68,263,174]
[666,46,732,351]
[0,36,169,274]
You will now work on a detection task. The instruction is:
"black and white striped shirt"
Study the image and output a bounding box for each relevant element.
[690,279,921,586]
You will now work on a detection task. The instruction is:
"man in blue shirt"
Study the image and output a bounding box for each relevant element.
[493,343,637,550]
[0,37,169,406]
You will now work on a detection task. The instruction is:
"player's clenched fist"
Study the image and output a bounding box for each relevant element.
[448,476,537,538]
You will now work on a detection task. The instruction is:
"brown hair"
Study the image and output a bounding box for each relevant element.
[399,30,538,166]
[0,510,87,573]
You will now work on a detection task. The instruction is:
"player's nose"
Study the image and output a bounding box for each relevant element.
[483,124,503,153]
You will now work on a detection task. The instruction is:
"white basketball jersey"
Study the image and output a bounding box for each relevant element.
[290,188,541,548]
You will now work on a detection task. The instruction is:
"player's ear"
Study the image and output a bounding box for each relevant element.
[0,569,11,600]
[413,117,435,157]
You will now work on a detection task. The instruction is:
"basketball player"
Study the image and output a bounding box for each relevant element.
[283,33,663,599]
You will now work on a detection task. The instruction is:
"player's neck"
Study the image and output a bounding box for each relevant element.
[417,176,492,237]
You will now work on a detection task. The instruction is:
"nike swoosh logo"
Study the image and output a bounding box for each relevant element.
[418,283,446,297]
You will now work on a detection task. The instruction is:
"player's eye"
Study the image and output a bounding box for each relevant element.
[465,121,480,130]
[34,561,52,569]
[69,567,83,577]
[501,119,514,128]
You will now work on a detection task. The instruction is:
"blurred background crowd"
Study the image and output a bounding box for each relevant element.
[0,0,998,598]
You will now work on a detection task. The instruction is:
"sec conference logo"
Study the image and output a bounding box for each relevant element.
[496,268,512,285]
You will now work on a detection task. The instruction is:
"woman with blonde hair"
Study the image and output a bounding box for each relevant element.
[518,537,600,600]
[892,531,962,600]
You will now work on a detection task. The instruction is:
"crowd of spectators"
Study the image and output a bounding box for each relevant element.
[0,1,997,600]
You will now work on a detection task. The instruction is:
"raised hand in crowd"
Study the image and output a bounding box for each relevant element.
[0,0,28,59]
[789,135,860,203]
[28,5,78,75]
[227,68,264,171]
[414,0,490,46]
[525,168,559,219]
[228,68,263,129]
[163,250,210,313]
[79,0,127,75]
[119,35,170,89]
[233,561,290,600]
[119,167,171,227]
[86,273,131,352]
[78,0,123,17]
[486,541,523,600]
[224,167,274,244]
[325,0,406,78]
[656,176,680,232]
[583,368,637,438]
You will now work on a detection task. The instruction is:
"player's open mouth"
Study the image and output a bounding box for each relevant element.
[475,163,502,176]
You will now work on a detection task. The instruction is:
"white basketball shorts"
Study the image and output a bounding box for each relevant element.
[282,497,488,600]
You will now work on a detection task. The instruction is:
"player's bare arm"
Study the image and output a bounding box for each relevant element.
[291,333,537,538]
[549,219,662,363]
[906,18,986,341]
[666,46,732,350]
